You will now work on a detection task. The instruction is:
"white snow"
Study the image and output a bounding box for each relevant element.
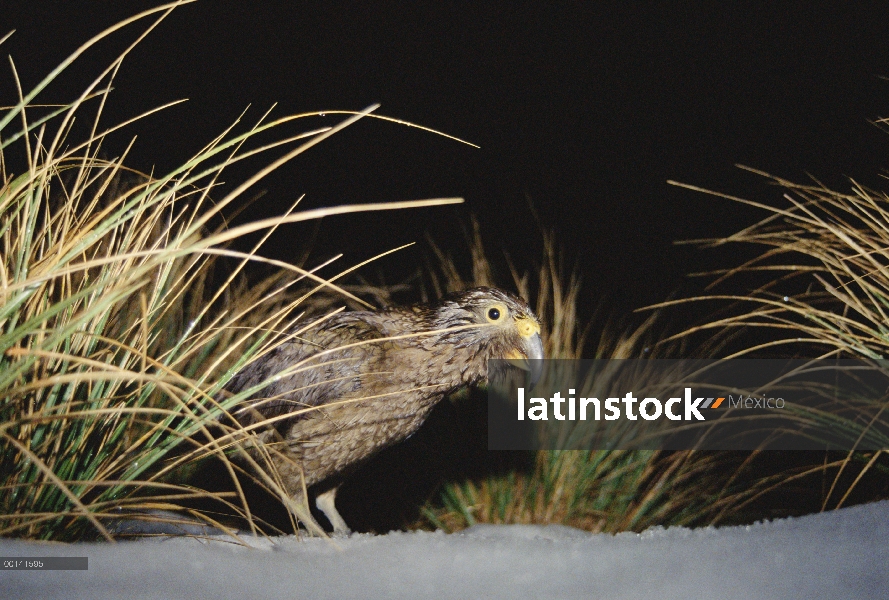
[2,501,886,599]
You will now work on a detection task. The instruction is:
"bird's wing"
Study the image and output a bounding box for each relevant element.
[226,311,385,422]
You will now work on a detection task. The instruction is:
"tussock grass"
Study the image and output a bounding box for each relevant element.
[655,165,889,510]
[0,4,463,541]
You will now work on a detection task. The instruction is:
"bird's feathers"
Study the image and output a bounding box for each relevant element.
[223,286,542,526]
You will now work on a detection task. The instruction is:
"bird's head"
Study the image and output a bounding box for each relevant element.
[430,287,544,385]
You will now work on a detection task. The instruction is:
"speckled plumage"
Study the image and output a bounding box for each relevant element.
[226,286,543,534]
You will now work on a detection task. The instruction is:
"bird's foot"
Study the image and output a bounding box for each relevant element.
[316,487,352,536]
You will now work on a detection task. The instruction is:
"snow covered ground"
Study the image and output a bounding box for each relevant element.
[2,500,887,599]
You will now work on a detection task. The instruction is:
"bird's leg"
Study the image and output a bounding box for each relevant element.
[267,448,328,537]
[315,485,351,535]
[283,487,328,537]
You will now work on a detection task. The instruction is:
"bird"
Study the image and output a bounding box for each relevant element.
[223,286,543,535]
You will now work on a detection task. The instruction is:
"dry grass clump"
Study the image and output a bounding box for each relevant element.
[0,4,462,541]
[654,166,889,510]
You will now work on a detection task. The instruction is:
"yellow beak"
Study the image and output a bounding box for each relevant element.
[506,331,544,386]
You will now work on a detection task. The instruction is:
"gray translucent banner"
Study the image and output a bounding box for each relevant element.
[487,359,889,450]
[1,557,88,570]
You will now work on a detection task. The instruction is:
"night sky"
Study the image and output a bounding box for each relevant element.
[5,2,889,316]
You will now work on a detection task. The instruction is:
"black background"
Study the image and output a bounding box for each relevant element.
[5,2,889,316]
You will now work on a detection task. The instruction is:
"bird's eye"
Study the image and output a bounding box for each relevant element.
[487,307,502,321]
